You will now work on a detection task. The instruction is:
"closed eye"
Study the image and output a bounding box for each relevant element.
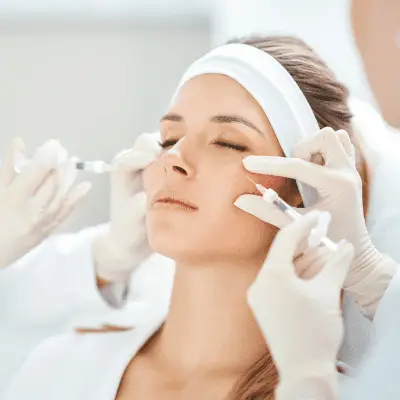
[213,141,248,152]
[158,139,178,149]
[158,139,249,152]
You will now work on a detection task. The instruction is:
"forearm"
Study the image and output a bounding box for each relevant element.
[344,243,398,319]
[92,234,133,307]
[0,225,111,327]
[276,371,339,400]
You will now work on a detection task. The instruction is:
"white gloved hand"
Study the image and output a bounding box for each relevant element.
[247,211,353,399]
[0,138,92,269]
[93,132,160,283]
[235,127,395,317]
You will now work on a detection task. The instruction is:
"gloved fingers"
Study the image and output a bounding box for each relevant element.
[266,211,325,272]
[336,130,356,165]
[313,241,354,289]
[56,158,78,197]
[292,210,331,257]
[129,191,147,223]
[113,132,160,161]
[242,155,333,193]
[112,130,160,167]
[10,161,53,199]
[111,150,157,198]
[292,127,350,168]
[44,181,92,233]
[234,194,294,228]
[10,140,67,197]
[112,148,158,171]
[132,131,161,156]
[294,246,331,279]
[130,240,153,266]
[0,137,25,190]
[31,170,59,210]
[32,139,68,167]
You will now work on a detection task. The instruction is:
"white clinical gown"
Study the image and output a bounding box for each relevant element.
[4,265,400,400]
[0,224,175,398]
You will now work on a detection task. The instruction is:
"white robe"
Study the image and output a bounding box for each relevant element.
[0,225,175,398]
[4,265,400,400]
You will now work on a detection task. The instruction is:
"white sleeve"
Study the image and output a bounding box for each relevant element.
[373,267,400,337]
[0,224,115,329]
[275,375,339,400]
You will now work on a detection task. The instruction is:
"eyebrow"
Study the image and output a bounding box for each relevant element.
[210,115,264,136]
[160,113,183,123]
[160,113,264,136]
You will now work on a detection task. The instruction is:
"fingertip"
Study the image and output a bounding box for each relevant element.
[242,155,266,171]
[12,137,26,152]
[79,180,93,193]
[233,194,261,210]
[75,181,93,199]
[320,126,336,135]
[134,132,161,154]
[132,191,147,216]
[112,149,156,171]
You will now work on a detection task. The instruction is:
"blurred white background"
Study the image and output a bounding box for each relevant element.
[0,0,398,232]
[0,1,211,231]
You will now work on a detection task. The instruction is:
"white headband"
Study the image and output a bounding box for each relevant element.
[171,43,320,206]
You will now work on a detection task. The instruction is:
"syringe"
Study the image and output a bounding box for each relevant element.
[75,161,111,174]
[246,176,338,252]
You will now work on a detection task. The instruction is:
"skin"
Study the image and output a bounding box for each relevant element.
[116,74,301,400]
[352,0,400,127]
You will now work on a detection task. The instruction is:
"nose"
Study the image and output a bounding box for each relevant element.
[161,138,195,179]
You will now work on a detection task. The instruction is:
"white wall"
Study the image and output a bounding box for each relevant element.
[0,0,211,20]
[211,0,378,108]
[0,21,210,232]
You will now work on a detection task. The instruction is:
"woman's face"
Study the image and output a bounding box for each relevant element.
[143,74,297,265]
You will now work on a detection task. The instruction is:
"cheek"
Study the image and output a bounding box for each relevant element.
[253,174,285,191]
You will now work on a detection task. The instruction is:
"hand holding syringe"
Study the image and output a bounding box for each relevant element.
[246,176,338,252]
[16,157,123,175]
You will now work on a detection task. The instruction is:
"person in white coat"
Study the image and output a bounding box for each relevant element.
[0,134,172,395]
[6,35,399,400]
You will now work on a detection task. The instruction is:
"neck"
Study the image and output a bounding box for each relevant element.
[149,257,268,378]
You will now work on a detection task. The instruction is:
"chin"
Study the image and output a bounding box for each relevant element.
[147,227,207,263]
[148,239,201,263]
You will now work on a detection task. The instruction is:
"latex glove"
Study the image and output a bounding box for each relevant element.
[247,211,354,400]
[0,138,92,269]
[93,132,160,283]
[235,127,396,317]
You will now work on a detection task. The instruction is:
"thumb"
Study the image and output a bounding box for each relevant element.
[133,132,161,156]
[234,194,292,228]
[112,148,156,172]
[110,150,155,197]
[130,191,147,222]
[268,211,325,266]
[313,242,354,288]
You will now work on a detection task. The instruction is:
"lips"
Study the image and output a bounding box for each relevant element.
[153,194,198,211]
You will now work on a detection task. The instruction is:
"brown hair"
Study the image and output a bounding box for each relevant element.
[225,35,370,400]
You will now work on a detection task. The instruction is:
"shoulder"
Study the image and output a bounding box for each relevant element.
[5,316,165,400]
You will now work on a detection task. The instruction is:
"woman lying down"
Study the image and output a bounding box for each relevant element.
[5,36,399,400]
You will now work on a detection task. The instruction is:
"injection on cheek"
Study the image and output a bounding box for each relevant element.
[246,176,338,252]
